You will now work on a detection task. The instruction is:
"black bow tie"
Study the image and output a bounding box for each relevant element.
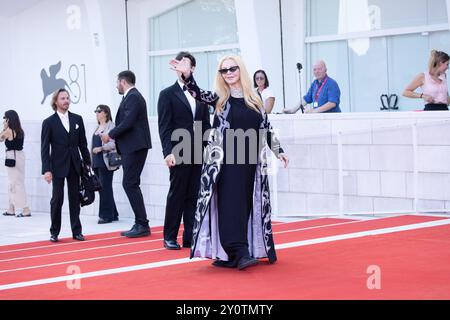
[183,85,188,91]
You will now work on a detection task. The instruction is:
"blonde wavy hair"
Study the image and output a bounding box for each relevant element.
[428,49,450,73]
[214,55,263,113]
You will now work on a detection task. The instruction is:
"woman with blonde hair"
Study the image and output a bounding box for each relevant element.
[170,55,289,270]
[0,110,31,217]
[403,50,450,111]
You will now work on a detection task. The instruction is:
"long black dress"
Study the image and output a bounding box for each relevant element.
[216,96,262,264]
[184,74,282,264]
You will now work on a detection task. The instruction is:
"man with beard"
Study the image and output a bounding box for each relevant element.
[102,71,152,238]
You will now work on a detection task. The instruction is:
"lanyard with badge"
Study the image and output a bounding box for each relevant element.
[313,77,328,108]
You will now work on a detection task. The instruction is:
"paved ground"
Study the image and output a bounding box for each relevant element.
[0,211,307,246]
[3,208,436,246]
[0,211,165,245]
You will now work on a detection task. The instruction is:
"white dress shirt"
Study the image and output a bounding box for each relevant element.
[57,111,70,132]
[123,86,135,99]
[178,80,196,117]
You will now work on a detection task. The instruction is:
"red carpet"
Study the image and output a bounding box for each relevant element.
[0,215,449,300]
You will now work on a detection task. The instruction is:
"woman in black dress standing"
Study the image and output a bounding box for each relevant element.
[170,55,289,270]
[91,105,120,224]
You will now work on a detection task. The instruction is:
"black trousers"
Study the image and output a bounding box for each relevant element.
[424,103,449,111]
[50,163,82,236]
[93,167,119,221]
[163,164,202,243]
[121,149,149,227]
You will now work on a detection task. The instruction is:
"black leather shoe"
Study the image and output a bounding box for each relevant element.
[238,256,259,270]
[113,217,119,221]
[123,224,151,238]
[182,241,191,248]
[120,224,138,236]
[212,260,237,268]
[73,234,85,241]
[98,218,113,224]
[164,239,181,250]
[50,235,58,243]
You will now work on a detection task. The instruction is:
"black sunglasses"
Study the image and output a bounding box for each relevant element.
[218,66,239,74]
[94,110,103,113]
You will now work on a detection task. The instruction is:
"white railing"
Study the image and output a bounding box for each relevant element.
[272,118,450,218]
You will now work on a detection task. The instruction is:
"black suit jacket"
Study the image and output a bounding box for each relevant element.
[41,112,91,178]
[157,81,211,159]
[108,88,152,154]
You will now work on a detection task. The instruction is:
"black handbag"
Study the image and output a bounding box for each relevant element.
[106,151,122,167]
[5,150,16,167]
[81,164,102,192]
[79,183,95,207]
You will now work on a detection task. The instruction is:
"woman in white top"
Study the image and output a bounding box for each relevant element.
[253,70,275,113]
[403,50,450,111]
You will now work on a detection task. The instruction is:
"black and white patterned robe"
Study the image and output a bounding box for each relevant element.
[184,76,284,263]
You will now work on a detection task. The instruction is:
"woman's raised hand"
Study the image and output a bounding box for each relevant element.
[169,58,192,79]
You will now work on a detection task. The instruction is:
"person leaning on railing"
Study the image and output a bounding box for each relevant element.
[403,50,450,111]
[283,60,341,114]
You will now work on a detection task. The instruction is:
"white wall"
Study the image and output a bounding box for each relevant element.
[3,112,450,219]
[0,118,170,220]
[270,112,450,216]
[0,0,127,122]
[0,17,13,110]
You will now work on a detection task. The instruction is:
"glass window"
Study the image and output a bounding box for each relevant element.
[308,0,341,37]
[150,0,238,51]
[306,0,450,112]
[387,33,429,111]
[348,37,389,112]
[307,0,449,37]
[393,30,450,111]
[308,41,350,112]
[150,10,179,52]
[148,0,239,116]
[149,48,240,116]
[428,0,449,24]
[369,0,448,30]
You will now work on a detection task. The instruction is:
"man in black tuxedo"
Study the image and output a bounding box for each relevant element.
[41,88,91,243]
[157,52,211,250]
[102,71,152,238]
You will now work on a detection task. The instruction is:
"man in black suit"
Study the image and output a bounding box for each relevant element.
[102,71,152,238]
[41,88,91,243]
[157,52,211,250]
